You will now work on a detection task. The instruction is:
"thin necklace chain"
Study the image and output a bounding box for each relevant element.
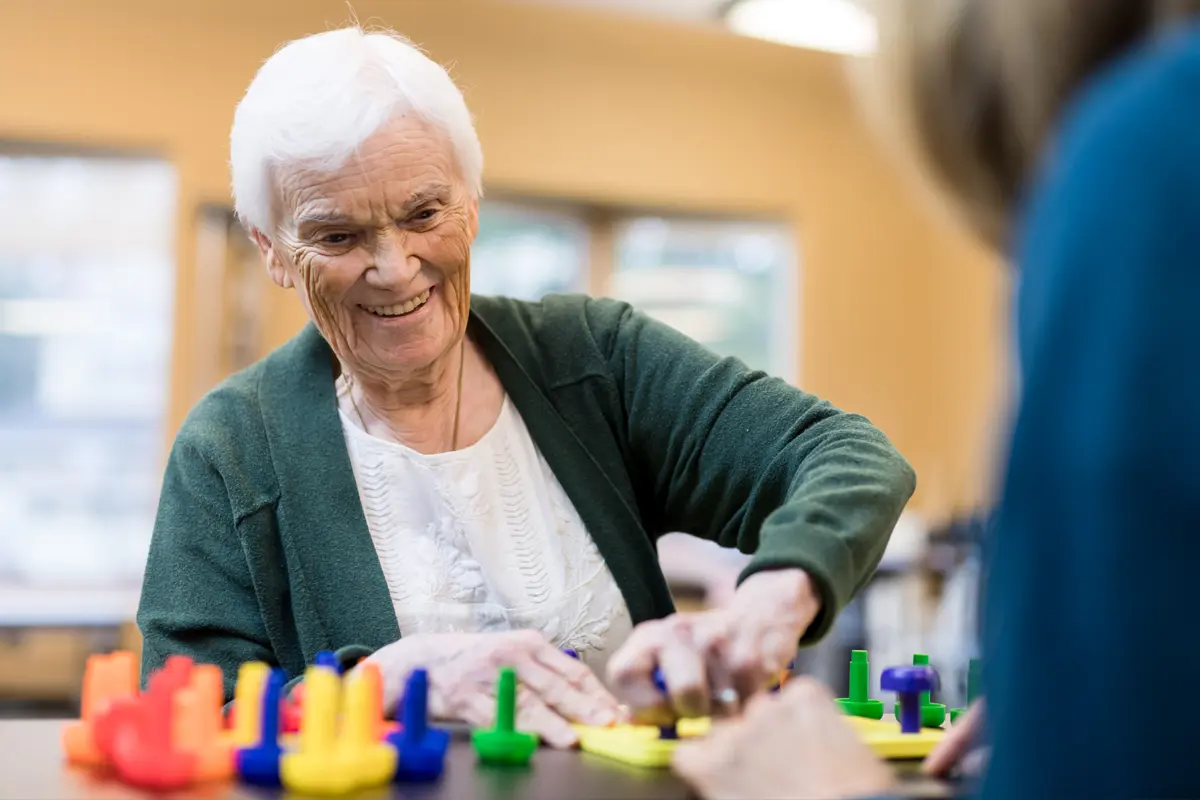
[345,339,466,450]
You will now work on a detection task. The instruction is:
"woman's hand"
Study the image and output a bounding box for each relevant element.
[673,677,897,800]
[360,629,620,748]
[606,568,821,721]
[923,699,986,777]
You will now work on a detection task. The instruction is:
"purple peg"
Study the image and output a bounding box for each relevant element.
[880,665,939,734]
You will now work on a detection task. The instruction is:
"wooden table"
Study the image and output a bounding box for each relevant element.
[0,719,960,800]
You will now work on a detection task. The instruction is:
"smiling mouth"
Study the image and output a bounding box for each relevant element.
[361,288,433,318]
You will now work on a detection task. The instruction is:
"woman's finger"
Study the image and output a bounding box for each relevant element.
[657,622,710,719]
[532,646,621,714]
[450,691,501,730]
[607,623,671,713]
[514,687,579,749]
[693,615,740,717]
[518,654,617,726]
[724,627,772,703]
[922,700,984,776]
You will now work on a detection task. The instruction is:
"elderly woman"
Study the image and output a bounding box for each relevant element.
[671,0,1200,798]
[136,26,915,748]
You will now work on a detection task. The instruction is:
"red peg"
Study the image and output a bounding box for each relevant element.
[109,676,196,791]
[282,683,304,734]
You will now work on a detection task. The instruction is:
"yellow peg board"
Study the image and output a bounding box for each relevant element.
[576,715,945,768]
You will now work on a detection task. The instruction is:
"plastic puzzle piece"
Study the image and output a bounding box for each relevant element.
[282,684,303,734]
[63,650,139,767]
[227,661,269,748]
[837,650,884,719]
[279,650,338,735]
[843,715,945,759]
[236,668,286,787]
[388,668,449,782]
[173,664,234,781]
[577,723,682,768]
[472,667,539,766]
[578,712,945,766]
[891,655,945,728]
[881,665,938,734]
[336,662,396,790]
[157,655,195,695]
[280,666,355,795]
[109,673,197,792]
[949,658,981,723]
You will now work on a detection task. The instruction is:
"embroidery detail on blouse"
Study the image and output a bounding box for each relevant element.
[336,387,632,673]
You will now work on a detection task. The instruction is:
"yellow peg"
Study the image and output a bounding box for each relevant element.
[226,661,268,748]
[337,663,396,789]
[280,666,354,795]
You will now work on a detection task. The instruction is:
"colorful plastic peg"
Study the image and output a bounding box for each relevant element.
[62,650,138,766]
[280,666,354,795]
[472,667,539,766]
[314,650,340,672]
[837,650,885,719]
[109,676,196,792]
[881,665,939,735]
[336,662,396,790]
[950,658,981,723]
[388,668,450,781]
[173,664,234,782]
[891,655,945,727]
[235,668,285,787]
[227,661,268,748]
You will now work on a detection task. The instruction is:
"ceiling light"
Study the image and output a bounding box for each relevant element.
[724,0,878,57]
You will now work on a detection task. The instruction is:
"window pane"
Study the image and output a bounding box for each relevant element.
[0,153,177,592]
[471,201,588,300]
[610,217,796,378]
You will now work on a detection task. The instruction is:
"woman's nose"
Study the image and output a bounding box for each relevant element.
[368,231,421,286]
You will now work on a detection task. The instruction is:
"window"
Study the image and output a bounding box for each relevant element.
[470,201,589,300]
[469,202,798,379]
[609,216,797,379]
[0,152,177,593]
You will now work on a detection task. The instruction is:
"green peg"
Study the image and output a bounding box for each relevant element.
[471,667,539,765]
[893,654,945,727]
[949,658,981,723]
[836,650,883,719]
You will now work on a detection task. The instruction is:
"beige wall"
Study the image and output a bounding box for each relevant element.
[0,0,1006,517]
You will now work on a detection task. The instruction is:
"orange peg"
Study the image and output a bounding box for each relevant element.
[62,651,139,767]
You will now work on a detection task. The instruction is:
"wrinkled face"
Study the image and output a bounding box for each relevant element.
[257,114,478,383]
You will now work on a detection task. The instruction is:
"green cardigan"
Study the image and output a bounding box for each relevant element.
[136,294,915,699]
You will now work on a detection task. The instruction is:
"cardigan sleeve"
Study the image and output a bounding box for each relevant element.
[592,299,916,642]
[135,427,276,700]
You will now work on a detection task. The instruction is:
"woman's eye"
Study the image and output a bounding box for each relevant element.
[322,233,353,245]
[413,208,437,222]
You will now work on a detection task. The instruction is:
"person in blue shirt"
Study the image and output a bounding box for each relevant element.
[669,1,1200,798]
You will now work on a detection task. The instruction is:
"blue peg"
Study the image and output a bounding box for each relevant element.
[235,668,285,786]
[314,650,339,673]
[387,669,449,782]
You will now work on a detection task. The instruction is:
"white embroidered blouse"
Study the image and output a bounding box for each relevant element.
[336,377,633,676]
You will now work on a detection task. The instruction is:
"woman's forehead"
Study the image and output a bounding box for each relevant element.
[277,121,463,225]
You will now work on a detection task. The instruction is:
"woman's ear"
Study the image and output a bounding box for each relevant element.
[251,228,294,289]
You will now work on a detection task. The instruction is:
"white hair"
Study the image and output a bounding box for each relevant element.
[230,26,484,233]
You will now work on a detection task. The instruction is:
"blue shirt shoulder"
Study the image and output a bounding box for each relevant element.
[983,24,1200,800]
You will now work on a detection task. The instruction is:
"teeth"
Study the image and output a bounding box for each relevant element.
[364,289,431,317]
